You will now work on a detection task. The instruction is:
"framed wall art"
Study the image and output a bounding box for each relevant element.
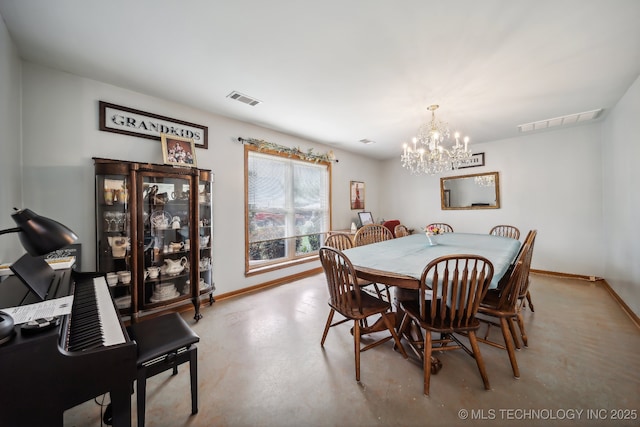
[161,134,197,167]
[99,101,208,149]
[459,152,485,169]
[350,181,365,210]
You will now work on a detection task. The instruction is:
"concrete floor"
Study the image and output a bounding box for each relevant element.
[65,273,640,427]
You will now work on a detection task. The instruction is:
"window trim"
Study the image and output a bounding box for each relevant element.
[244,145,332,276]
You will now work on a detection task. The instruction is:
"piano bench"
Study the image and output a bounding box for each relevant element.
[128,313,200,427]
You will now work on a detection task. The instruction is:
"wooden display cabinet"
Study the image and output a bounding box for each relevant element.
[94,158,214,322]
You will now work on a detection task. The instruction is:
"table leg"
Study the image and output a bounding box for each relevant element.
[357,287,444,374]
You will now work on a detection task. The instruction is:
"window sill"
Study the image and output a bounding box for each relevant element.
[245,254,318,277]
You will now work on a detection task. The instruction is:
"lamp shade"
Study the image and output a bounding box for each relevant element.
[9,208,78,256]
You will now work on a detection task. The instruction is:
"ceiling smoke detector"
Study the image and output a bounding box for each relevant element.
[227,91,261,106]
[518,108,602,132]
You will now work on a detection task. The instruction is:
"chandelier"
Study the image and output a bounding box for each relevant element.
[400,104,472,175]
[474,174,495,187]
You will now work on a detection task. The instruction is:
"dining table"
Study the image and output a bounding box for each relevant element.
[342,232,521,371]
[342,232,521,291]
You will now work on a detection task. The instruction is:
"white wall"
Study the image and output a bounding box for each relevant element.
[18,62,382,293]
[602,74,640,316]
[0,16,23,262]
[379,124,604,278]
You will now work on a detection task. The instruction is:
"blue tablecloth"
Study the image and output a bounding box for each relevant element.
[343,232,521,289]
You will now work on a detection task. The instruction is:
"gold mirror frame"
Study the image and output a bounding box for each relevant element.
[440,171,500,210]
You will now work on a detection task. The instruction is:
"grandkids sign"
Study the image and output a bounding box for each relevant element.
[99,101,208,149]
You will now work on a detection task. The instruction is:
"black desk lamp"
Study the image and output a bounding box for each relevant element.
[0,208,78,344]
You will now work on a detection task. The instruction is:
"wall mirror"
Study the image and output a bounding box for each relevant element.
[440,171,500,210]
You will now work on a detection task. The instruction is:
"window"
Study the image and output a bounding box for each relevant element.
[245,146,331,274]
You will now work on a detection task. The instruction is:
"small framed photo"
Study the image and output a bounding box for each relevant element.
[358,211,374,226]
[350,181,365,210]
[161,134,197,167]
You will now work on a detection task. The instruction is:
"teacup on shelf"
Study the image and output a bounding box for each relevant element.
[117,270,131,284]
[147,266,160,279]
[106,272,118,286]
[169,241,184,252]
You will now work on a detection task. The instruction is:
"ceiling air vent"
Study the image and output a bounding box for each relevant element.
[518,108,602,133]
[359,139,375,145]
[227,91,261,106]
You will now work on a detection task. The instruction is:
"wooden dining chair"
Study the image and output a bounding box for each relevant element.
[490,225,520,240]
[398,255,494,396]
[353,224,394,301]
[425,223,454,233]
[353,223,393,246]
[319,247,407,382]
[515,230,538,337]
[483,230,537,349]
[324,232,353,251]
[323,233,383,302]
[394,224,410,238]
[476,255,529,378]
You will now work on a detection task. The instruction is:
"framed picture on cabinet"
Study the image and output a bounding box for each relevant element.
[350,181,365,210]
[161,133,197,167]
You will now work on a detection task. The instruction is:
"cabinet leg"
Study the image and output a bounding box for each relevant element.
[192,297,203,321]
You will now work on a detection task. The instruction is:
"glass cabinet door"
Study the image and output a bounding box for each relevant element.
[141,174,192,309]
[96,174,132,314]
[197,172,214,303]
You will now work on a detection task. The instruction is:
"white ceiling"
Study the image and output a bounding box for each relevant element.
[1,0,639,159]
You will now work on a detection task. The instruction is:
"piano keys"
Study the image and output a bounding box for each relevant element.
[0,269,136,427]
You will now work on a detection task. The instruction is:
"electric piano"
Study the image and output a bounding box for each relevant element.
[0,268,136,427]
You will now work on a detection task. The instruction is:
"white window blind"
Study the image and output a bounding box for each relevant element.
[247,150,330,268]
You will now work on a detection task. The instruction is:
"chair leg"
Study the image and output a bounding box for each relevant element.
[507,316,521,349]
[136,368,147,427]
[526,291,535,312]
[499,318,520,378]
[189,347,198,415]
[467,331,491,390]
[369,283,381,299]
[516,311,528,347]
[321,309,335,346]
[423,330,432,396]
[353,320,361,382]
